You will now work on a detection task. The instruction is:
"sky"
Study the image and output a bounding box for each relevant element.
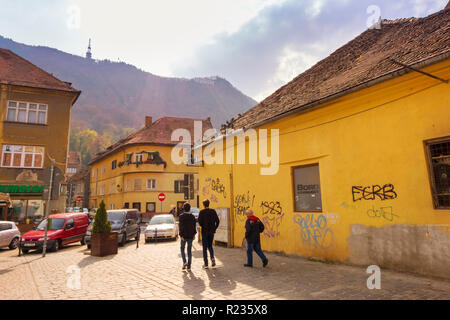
[0,0,447,102]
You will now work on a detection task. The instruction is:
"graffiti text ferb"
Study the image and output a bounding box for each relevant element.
[234,191,255,222]
[352,184,397,202]
[260,201,284,238]
[293,213,334,249]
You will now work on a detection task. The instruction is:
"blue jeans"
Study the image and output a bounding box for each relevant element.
[202,232,215,265]
[246,241,267,266]
[180,239,193,266]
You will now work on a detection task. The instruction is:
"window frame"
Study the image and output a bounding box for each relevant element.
[1,144,44,169]
[6,100,48,125]
[424,135,450,210]
[111,160,117,170]
[146,179,156,190]
[146,202,156,213]
[291,163,323,213]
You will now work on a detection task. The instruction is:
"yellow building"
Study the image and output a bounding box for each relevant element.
[89,116,212,218]
[199,9,450,278]
[0,49,80,230]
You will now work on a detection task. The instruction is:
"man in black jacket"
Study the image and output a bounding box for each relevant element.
[178,203,197,271]
[198,199,220,269]
[244,209,268,268]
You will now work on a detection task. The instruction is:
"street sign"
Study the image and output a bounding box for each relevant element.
[158,193,166,201]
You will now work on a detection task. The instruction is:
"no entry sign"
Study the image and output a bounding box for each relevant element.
[158,193,166,201]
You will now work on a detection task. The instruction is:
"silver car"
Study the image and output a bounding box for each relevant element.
[145,214,178,242]
[0,221,21,250]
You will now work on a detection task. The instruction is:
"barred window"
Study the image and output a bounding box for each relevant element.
[425,137,450,209]
[1,145,44,168]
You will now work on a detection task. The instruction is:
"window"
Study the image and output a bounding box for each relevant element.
[132,202,141,212]
[134,178,142,191]
[124,202,129,209]
[6,101,47,124]
[99,185,105,196]
[174,180,184,193]
[147,179,156,190]
[146,202,156,213]
[0,223,12,231]
[112,160,117,170]
[92,169,96,178]
[101,165,106,174]
[292,164,322,212]
[1,145,44,168]
[425,137,450,209]
[134,152,143,163]
[66,167,77,174]
[110,204,115,210]
[126,153,132,163]
[110,183,115,194]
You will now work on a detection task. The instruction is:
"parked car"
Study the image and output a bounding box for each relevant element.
[191,207,200,221]
[0,221,21,250]
[84,209,140,248]
[20,213,89,253]
[145,214,178,242]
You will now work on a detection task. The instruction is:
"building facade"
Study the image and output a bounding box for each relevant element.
[66,166,90,209]
[0,49,80,231]
[199,9,450,279]
[89,116,212,219]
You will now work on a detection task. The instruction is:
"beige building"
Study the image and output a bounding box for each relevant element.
[0,49,80,231]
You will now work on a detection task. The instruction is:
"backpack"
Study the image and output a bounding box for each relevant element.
[258,220,265,233]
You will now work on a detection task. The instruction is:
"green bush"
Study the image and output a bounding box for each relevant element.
[92,200,111,234]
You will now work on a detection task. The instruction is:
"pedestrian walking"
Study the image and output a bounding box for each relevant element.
[198,199,220,269]
[178,203,197,271]
[244,209,268,268]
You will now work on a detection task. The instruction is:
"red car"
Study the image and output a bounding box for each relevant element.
[20,213,89,253]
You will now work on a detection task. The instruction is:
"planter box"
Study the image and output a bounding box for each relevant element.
[91,232,118,257]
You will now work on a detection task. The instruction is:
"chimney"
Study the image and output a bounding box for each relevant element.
[145,116,152,127]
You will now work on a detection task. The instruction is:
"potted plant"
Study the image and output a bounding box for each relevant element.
[90,200,118,257]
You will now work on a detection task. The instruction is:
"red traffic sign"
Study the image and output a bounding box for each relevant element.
[158,193,166,201]
[76,196,82,202]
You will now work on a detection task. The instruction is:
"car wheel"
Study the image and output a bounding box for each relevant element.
[51,240,60,252]
[9,237,19,250]
[145,238,150,243]
[87,244,91,249]
[120,233,127,247]
[22,249,29,254]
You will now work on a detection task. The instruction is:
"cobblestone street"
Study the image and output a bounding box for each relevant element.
[1,237,449,300]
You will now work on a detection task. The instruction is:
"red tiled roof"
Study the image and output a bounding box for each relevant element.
[67,151,81,166]
[232,8,450,129]
[0,49,80,93]
[90,116,213,164]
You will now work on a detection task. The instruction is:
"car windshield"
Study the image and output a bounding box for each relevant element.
[191,208,199,213]
[149,216,174,225]
[107,212,125,224]
[36,218,66,231]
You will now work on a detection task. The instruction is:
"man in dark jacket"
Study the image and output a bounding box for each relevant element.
[244,209,268,268]
[198,199,220,269]
[178,203,197,271]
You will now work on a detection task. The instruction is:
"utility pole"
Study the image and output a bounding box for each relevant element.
[42,158,55,257]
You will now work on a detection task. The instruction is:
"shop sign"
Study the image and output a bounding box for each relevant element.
[0,185,44,194]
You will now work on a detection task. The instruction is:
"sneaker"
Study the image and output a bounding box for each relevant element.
[202,265,209,269]
[182,263,187,270]
[263,259,269,267]
[186,265,191,271]
[244,264,253,267]
[211,259,216,267]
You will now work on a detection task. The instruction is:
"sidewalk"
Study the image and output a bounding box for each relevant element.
[0,238,449,300]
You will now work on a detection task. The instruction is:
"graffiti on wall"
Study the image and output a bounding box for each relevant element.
[202,177,225,203]
[211,178,227,199]
[234,191,255,222]
[293,213,334,249]
[260,201,284,238]
[366,206,399,222]
[352,184,397,202]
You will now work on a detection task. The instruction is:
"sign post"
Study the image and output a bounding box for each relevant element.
[158,193,165,213]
